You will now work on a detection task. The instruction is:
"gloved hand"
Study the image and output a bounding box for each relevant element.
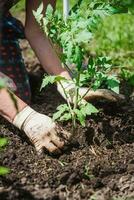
[57,80,125,103]
[13,106,71,154]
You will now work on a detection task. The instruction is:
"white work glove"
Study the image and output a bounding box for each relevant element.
[13,106,71,154]
[57,80,125,103]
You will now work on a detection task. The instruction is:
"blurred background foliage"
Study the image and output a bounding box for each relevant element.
[89,14,134,70]
[11,0,134,71]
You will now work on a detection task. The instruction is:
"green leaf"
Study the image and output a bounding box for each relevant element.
[88,57,94,68]
[53,104,69,121]
[53,111,63,121]
[93,79,102,90]
[33,3,43,25]
[46,4,53,18]
[75,31,92,43]
[97,56,111,66]
[74,46,83,71]
[128,74,134,86]
[42,18,49,34]
[40,76,56,90]
[120,69,134,86]
[37,3,44,15]
[75,109,86,126]
[0,138,8,148]
[66,42,73,60]
[79,73,91,87]
[106,5,122,14]
[40,75,66,91]
[70,0,83,14]
[55,76,66,82]
[57,104,69,111]
[121,69,130,80]
[107,76,120,94]
[60,113,72,121]
[0,166,10,175]
[81,103,99,116]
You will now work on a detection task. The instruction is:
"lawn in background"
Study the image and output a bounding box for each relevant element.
[89,14,134,70]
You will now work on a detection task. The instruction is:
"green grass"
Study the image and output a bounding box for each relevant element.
[89,14,134,70]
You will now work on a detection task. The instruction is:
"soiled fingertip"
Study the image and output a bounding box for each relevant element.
[49,147,62,155]
[36,147,44,156]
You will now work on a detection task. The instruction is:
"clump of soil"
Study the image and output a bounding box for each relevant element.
[0,67,134,200]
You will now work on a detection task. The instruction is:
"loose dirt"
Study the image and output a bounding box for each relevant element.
[0,40,134,200]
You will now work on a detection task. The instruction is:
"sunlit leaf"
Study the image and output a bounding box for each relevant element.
[75,109,85,126]
[107,76,120,94]
[40,75,66,91]
[46,4,53,18]
[0,166,10,175]
[60,113,72,121]
[33,3,43,25]
[81,103,99,116]
[0,138,8,148]
[53,104,69,121]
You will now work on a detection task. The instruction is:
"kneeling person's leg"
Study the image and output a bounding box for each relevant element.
[0,40,31,104]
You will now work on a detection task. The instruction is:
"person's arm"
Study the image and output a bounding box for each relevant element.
[25,0,71,79]
[25,0,124,103]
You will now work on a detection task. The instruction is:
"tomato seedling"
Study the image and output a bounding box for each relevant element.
[34,1,124,132]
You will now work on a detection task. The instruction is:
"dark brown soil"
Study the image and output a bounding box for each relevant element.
[0,41,134,200]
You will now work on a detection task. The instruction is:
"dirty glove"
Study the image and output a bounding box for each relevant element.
[13,106,71,153]
[57,80,125,103]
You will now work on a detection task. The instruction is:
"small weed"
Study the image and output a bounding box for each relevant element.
[0,138,10,175]
[84,165,94,180]
[58,160,68,167]
[120,68,134,87]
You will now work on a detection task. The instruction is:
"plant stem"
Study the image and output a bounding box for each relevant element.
[78,85,92,104]
[58,81,74,122]
[64,63,75,78]
[72,70,81,132]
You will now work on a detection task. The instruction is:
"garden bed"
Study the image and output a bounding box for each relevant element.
[0,57,134,199]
